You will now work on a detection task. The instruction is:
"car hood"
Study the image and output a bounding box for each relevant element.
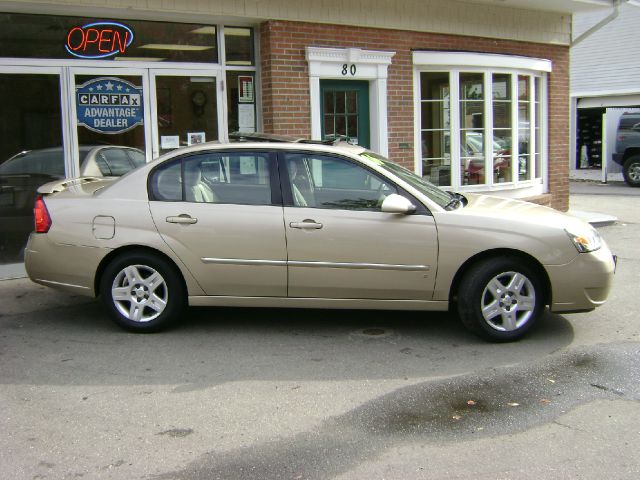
[456,193,586,230]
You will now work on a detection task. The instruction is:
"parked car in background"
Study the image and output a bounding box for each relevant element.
[25,135,615,342]
[0,145,145,262]
[613,112,640,187]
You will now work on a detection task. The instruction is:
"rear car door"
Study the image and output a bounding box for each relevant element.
[281,151,439,300]
[148,149,287,297]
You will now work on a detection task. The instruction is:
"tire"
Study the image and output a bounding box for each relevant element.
[623,155,640,187]
[100,251,186,332]
[457,257,543,342]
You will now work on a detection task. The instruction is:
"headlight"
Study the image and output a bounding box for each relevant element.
[565,226,602,253]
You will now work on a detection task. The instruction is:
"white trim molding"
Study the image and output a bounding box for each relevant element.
[412,51,553,72]
[306,47,395,156]
[412,51,552,199]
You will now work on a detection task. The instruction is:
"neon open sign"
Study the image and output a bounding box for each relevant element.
[65,22,134,59]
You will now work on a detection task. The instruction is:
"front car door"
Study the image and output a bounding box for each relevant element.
[281,151,438,300]
[148,149,287,297]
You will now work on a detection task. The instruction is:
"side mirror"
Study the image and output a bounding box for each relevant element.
[381,193,417,214]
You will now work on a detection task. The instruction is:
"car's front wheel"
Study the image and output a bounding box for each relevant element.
[623,155,640,187]
[457,257,544,342]
[100,251,185,332]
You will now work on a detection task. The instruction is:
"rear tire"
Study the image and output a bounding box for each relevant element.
[623,155,640,187]
[100,251,185,332]
[457,257,543,342]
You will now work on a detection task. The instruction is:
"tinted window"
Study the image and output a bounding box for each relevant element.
[284,153,396,210]
[100,148,134,176]
[150,160,182,201]
[150,151,273,205]
[0,149,64,177]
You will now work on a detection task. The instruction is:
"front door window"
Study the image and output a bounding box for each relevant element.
[74,74,146,159]
[320,80,370,148]
[154,75,218,155]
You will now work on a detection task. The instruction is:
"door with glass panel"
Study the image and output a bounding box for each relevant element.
[150,71,224,157]
[0,70,64,265]
[320,80,370,148]
[69,68,150,176]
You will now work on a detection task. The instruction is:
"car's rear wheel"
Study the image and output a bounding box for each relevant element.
[100,251,185,332]
[457,257,543,342]
[623,155,640,187]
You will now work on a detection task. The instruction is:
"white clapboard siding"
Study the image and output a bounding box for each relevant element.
[9,0,572,45]
[571,3,640,95]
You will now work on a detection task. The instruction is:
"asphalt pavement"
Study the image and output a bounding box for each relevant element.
[0,180,639,479]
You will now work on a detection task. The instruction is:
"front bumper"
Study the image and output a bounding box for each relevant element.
[546,244,616,313]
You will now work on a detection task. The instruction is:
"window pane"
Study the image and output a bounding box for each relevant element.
[346,91,357,114]
[518,75,530,101]
[188,152,272,205]
[224,26,254,66]
[100,148,134,176]
[492,74,511,100]
[155,75,218,155]
[422,101,450,130]
[422,130,450,159]
[461,130,485,185]
[535,77,542,178]
[150,160,182,201]
[226,71,256,134]
[285,153,396,210]
[0,73,63,264]
[420,72,449,101]
[0,13,219,62]
[460,73,484,100]
[493,102,511,129]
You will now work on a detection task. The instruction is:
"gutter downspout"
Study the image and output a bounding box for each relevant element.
[572,0,623,46]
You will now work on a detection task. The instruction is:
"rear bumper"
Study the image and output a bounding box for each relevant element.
[546,244,616,313]
[24,233,108,296]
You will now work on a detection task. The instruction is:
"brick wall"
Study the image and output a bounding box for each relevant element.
[260,20,570,211]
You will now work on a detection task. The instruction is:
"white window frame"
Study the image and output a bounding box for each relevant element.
[306,47,395,156]
[413,51,550,199]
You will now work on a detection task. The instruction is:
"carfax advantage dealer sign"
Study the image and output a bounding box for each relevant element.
[76,77,144,134]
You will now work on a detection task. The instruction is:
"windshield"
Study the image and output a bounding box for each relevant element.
[360,151,453,208]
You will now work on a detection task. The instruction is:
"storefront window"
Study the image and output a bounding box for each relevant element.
[0,13,218,63]
[420,72,450,186]
[0,73,63,264]
[226,71,256,133]
[155,75,218,155]
[460,73,485,185]
[224,27,254,66]
[415,53,548,191]
[535,77,542,179]
[493,73,512,183]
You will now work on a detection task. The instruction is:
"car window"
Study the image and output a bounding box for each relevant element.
[150,151,273,205]
[283,152,396,210]
[150,160,182,201]
[99,148,136,176]
[0,149,65,177]
[127,149,146,167]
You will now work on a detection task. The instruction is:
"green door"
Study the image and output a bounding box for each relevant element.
[320,80,370,148]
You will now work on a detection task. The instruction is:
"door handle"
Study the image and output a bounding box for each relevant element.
[166,214,198,225]
[289,219,323,230]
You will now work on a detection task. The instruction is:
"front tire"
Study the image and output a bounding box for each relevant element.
[100,251,185,332]
[457,257,543,342]
[623,155,640,187]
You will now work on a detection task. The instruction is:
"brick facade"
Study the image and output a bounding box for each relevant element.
[260,20,570,211]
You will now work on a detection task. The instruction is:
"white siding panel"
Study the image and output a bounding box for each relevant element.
[2,0,572,45]
[571,3,640,95]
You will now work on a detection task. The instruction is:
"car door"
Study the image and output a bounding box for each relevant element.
[148,149,287,297]
[281,151,438,300]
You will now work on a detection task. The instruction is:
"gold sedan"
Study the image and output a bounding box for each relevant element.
[25,139,616,341]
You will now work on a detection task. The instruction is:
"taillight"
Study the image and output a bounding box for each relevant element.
[34,195,52,233]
